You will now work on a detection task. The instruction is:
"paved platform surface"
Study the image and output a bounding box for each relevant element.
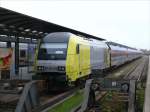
[143,56,150,112]
[11,67,34,80]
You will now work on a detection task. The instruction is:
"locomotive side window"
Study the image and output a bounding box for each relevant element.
[76,44,80,54]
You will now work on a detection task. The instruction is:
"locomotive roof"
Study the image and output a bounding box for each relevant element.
[42,32,70,43]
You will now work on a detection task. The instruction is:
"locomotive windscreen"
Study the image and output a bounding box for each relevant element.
[38,43,67,60]
[37,32,70,60]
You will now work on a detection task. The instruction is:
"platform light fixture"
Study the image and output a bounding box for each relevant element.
[9,25,15,29]
[0,24,6,28]
[18,37,24,39]
[12,30,17,33]
[44,32,48,35]
[18,27,24,31]
[25,29,31,32]
[32,30,37,34]
[39,32,43,34]
[21,32,26,34]
[3,28,9,32]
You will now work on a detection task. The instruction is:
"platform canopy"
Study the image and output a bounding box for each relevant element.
[0,7,104,43]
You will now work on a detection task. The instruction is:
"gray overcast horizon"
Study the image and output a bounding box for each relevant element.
[0,0,150,50]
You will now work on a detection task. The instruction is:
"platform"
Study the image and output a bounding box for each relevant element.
[143,56,150,112]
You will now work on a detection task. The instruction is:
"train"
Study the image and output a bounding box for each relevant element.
[34,32,142,87]
[0,42,36,66]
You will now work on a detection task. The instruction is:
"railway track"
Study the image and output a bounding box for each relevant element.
[138,56,149,81]
[123,56,148,80]
[122,58,142,79]
[0,79,80,112]
[106,56,148,80]
[32,87,79,112]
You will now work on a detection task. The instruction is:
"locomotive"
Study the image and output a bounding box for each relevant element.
[34,32,142,86]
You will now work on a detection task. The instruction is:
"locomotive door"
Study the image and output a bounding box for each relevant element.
[79,44,83,76]
[76,44,81,76]
[76,44,83,76]
[77,43,90,77]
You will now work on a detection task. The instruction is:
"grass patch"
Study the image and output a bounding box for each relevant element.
[48,90,83,112]
[100,91,127,112]
[136,83,145,112]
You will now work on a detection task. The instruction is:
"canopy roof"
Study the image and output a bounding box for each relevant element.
[0,7,104,43]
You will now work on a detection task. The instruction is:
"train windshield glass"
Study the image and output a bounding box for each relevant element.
[38,43,67,60]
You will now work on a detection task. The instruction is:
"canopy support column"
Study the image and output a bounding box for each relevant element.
[15,37,19,75]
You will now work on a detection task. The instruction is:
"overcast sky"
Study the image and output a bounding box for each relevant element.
[0,0,150,50]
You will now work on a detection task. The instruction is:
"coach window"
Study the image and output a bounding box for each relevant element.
[20,50,26,58]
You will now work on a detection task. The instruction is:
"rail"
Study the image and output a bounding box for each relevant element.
[36,88,79,112]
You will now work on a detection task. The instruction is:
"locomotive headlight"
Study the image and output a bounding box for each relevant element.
[42,66,45,70]
[38,66,44,71]
[39,66,42,70]
[58,66,65,71]
[37,66,41,70]
[61,66,65,71]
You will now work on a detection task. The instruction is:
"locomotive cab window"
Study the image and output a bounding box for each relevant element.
[38,43,67,60]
